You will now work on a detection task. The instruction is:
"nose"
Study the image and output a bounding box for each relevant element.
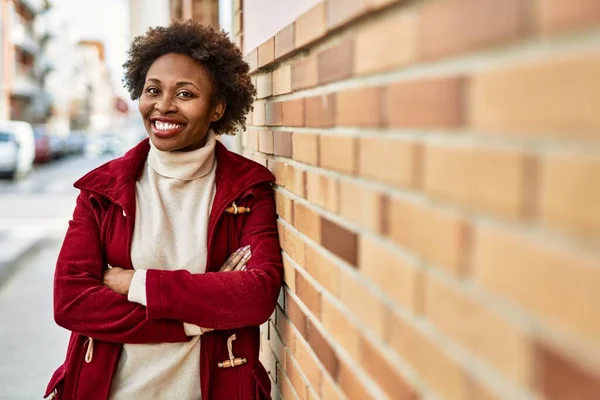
[154,96,177,113]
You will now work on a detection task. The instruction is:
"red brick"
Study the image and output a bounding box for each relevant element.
[295,2,327,48]
[339,180,385,233]
[388,196,471,276]
[283,225,305,267]
[273,65,292,96]
[420,0,527,60]
[359,235,423,311]
[282,98,305,127]
[275,190,293,222]
[354,8,417,75]
[386,77,465,128]
[296,272,322,319]
[273,131,292,158]
[306,171,339,214]
[305,94,336,128]
[534,340,600,400]
[389,313,470,400]
[292,133,319,166]
[252,101,265,126]
[326,0,370,30]
[283,254,297,293]
[275,23,295,59]
[246,129,258,150]
[286,291,308,338]
[423,144,528,218]
[257,130,274,154]
[470,52,600,138]
[304,244,340,297]
[285,352,309,399]
[294,336,323,394]
[294,202,321,242]
[358,136,418,188]
[256,72,272,99]
[265,102,282,126]
[245,48,258,72]
[258,37,275,68]
[322,297,361,360]
[537,0,600,35]
[318,40,354,84]
[273,160,287,186]
[319,135,357,174]
[473,224,600,347]
[292,56,319,91]
[321,218,358,266]
[307,319,339,378]
[338,360,373,400]
[339,269,388,339]
[278,364,298,400]
[336,86,383,127]
[538,152,600,240]
[361,336,417,399]
[285,164,306,198]
[425,272,531,384]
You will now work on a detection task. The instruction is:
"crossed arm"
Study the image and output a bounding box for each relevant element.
[53,184,282,344]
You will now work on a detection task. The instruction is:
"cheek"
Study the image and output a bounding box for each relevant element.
[138,98,152,116]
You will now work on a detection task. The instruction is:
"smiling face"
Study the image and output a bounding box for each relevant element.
[139,53,225,152]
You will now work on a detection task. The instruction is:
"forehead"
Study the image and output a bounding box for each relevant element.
[146,53,211,84]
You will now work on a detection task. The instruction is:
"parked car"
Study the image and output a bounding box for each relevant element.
[64,132,87,155]
[85,133,124,158]
[0,120,35,180]
[33,129,52,163]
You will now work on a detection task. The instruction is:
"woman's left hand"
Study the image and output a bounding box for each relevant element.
[103,266,135,296]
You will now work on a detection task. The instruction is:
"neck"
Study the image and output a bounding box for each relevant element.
[147,130,216,180]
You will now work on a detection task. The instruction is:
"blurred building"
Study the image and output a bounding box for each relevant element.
[0,0,52,123]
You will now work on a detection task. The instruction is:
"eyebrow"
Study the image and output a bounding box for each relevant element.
[145,78,199,90]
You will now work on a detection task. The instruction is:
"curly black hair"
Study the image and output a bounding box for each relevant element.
[122,20,255,135]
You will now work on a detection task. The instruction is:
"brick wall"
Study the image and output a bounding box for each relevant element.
[240,1,600,399]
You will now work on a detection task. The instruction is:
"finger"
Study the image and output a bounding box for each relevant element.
[233,250,251,271]
[221,246,250,272]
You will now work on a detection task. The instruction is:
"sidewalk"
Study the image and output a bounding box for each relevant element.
[0,237,69,399]
[0,226,47,287]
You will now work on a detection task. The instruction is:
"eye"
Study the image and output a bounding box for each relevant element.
[177,91,194,98]
[145,87,160,95]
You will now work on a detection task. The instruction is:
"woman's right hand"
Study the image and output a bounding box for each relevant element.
[219,245,252,272]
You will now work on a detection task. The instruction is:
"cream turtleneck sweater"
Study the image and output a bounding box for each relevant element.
[109,131,217,400]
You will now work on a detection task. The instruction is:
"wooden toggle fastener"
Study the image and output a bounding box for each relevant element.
[218,334,247,368]
[225,201,250,215]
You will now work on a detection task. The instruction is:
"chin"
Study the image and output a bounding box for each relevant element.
[149,135,183,152]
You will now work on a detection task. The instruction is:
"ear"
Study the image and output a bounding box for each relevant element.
[210,101,226,122]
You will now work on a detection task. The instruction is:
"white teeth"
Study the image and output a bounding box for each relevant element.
[154,121,183,131]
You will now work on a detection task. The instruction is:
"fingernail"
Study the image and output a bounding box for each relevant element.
[244,245,251,251]
[243,251,251,259]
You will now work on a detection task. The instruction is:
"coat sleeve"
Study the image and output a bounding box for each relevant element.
[144,183,283,329]
[53,190,189,344]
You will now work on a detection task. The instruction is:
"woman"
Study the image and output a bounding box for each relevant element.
[45,20,282,400]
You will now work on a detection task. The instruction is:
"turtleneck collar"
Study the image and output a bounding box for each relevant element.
[147,130,216,181]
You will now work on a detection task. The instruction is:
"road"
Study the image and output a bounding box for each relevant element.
[0,155,111,399]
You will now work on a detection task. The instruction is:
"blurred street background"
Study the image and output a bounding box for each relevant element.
[1,0,600,399]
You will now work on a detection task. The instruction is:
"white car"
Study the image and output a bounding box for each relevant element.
[0,120,35,180]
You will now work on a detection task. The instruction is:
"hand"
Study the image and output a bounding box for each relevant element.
[200,247,251,334]
[219,245,251,272]
[103,266,135,296]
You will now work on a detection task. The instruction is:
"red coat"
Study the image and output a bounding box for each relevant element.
[45,139,283,399]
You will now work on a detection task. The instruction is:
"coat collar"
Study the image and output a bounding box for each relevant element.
[74,138,274,215]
